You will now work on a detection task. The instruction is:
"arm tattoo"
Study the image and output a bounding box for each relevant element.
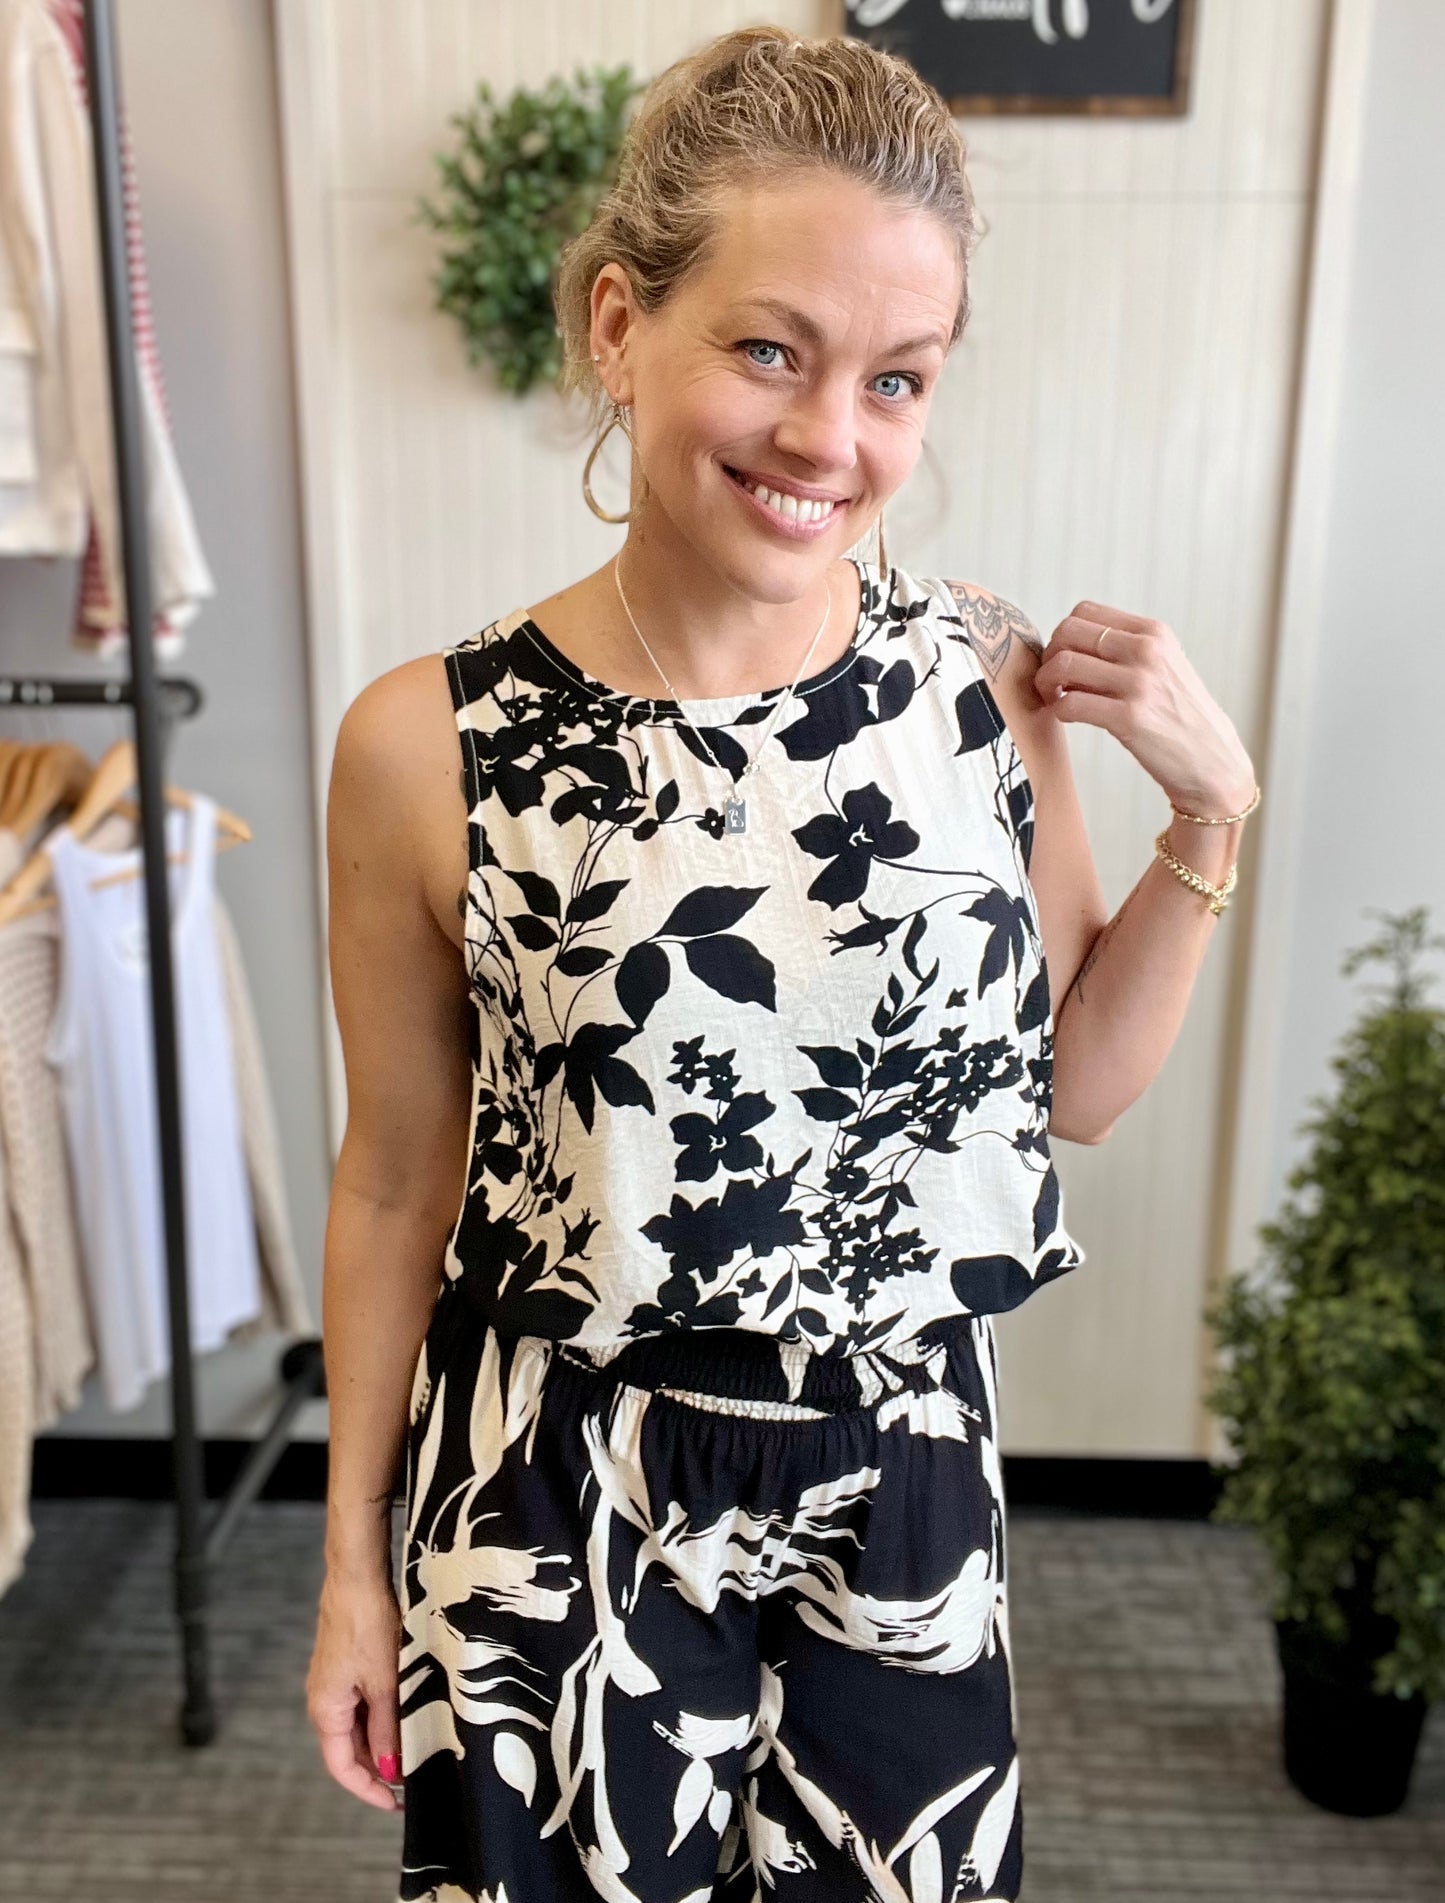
[1071,924,1112,1008]
[1069,884,1139,1008]
[943,579,1045,681]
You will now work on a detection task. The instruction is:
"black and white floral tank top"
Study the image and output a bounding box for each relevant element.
[440,557,1085,1364]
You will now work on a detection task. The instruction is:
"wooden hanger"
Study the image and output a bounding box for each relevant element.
[0,739,252,927]
[0,738,37,816]
[3,743,42,818]
[0,742,94,836]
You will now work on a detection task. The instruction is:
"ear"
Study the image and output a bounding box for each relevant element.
[590,267,636,373]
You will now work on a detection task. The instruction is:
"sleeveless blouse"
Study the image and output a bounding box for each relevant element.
[439,557,1085,1364]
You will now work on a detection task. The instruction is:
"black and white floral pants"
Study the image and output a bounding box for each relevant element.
[397,1284,1023,1902]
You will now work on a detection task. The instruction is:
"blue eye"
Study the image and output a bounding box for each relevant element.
[873,370,924,401]
[737,340,923,401]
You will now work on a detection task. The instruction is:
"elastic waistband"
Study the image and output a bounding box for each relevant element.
[539,1316,975,1415]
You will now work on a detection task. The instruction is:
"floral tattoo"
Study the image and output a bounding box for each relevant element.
[943,580,1045,680]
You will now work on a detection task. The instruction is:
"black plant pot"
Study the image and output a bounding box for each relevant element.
[1274,1615,1430,1815]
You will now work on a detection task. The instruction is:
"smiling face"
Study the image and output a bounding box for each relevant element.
[592,170,963,601]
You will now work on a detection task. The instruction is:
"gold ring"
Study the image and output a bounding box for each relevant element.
[1096,624,1113,653]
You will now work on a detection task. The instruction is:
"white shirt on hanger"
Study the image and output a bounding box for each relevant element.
[0,0,213,643]
[42,793,261,1412]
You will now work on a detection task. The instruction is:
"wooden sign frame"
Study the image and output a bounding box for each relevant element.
[842,0,1198,118]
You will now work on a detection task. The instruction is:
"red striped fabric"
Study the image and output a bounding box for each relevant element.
[46,0,185,659]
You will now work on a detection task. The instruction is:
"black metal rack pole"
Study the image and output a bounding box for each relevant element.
[82,0,211,1745]
[67,0,326,1750]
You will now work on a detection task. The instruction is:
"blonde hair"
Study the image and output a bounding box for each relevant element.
[554,25,980,438]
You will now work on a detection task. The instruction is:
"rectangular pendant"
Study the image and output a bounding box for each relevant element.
[724,796,747,834]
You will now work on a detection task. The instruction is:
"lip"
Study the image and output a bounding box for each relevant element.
[723,466,846,540]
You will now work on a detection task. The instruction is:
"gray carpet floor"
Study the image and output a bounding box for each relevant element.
[0,1499,1440,1901]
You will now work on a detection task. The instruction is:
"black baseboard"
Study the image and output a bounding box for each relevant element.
[31,1438,1223,1519]
[31,1436,331,1503]
[1005,1455,1223,1519]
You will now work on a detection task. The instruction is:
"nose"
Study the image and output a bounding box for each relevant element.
[770,379,859,487]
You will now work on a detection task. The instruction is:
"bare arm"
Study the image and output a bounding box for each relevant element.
[321,657,473,1586]
[1045,799,1248,1139]
[945,579,1255,1144]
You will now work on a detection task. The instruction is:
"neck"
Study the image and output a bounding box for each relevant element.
[596,521,858,701]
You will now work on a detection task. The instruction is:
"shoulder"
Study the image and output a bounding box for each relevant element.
[328,654,468,937]
[935,578,1052,764]
[936,578,1046,681]
[332,654,458,814]
[936,579,1109,1072]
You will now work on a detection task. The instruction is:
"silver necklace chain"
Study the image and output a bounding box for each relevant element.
[611,552,831,835]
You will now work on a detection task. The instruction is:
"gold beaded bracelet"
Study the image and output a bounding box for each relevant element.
[1168,783,1262,826]
[1152,781,1261,917]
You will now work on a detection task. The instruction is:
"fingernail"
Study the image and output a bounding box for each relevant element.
[378,1752,401,1782]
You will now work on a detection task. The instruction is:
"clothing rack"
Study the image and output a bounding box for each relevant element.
[0,672,200,720]
[0,0,324,1747]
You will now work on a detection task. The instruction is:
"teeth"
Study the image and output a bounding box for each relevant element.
[739,475,836,524]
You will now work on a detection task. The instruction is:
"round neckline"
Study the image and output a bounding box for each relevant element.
[516,555,881,724]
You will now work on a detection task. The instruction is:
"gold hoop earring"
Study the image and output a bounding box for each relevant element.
[582,388,651,525]
[582,403,640,524]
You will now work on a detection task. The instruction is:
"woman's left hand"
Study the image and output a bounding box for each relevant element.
[1036,599,1257,815]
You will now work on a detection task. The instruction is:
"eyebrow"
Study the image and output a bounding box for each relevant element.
[735,295,948,358]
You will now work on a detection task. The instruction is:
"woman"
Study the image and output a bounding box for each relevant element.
[307,26,1259,1902]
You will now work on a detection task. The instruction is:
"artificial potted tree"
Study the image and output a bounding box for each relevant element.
[1205,906,1445,1816]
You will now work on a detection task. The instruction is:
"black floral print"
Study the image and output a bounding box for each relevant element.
[397,1290,1026,1901]
[440,559,1085,1365]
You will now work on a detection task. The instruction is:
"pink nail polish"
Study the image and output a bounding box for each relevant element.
[378,1752,401,1782]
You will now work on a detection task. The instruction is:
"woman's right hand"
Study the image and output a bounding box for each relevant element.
[307,1569,404,1812]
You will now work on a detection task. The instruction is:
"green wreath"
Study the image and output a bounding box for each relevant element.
[416,64,643,397]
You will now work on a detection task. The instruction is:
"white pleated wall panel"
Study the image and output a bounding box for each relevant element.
[278,0,1329,1453]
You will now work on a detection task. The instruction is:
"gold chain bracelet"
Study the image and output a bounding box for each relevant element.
[1154,830,1238,915]
[1153,779,1261,914]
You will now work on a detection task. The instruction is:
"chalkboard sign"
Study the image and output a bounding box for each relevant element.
[842,0,1197,117]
